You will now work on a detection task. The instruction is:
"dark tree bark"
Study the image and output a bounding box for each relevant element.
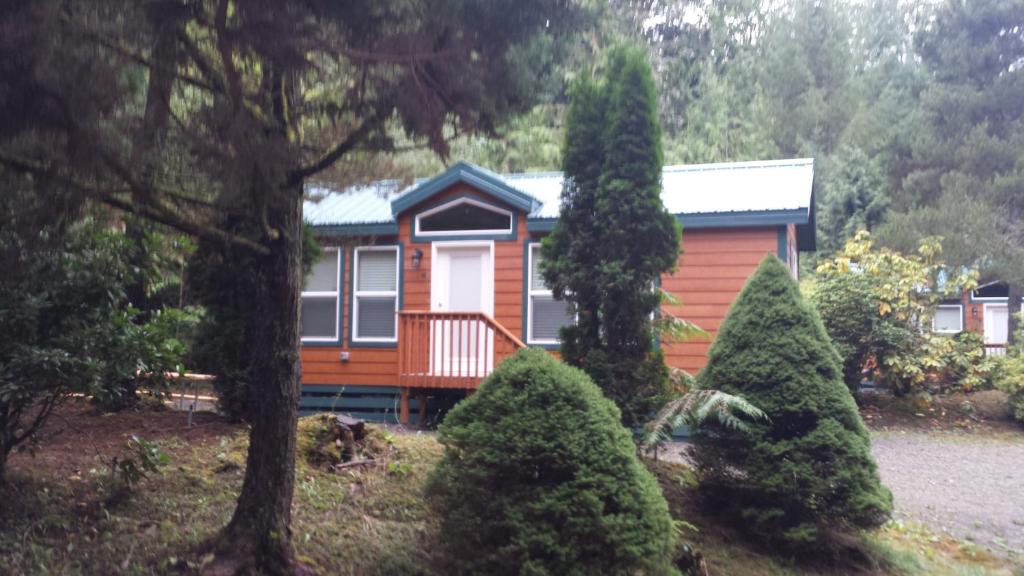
[1009,283,1022,348]
[0,435,7,483]
[126,4,185,320]
[203,184,306,576]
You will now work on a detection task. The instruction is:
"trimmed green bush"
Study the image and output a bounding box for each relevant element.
[426,348,680,576]
[692,255,892,549]
[994,353,1024,422]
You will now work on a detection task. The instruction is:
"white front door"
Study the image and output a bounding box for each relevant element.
[984,304,1009,345]
[430,243,494,376]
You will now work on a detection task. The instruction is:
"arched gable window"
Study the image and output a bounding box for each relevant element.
[414,197,513,237]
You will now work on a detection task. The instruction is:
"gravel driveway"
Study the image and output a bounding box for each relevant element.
[871,431,1024,558]
[663,430,1024,558]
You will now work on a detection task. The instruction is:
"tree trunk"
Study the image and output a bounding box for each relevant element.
[0,432,7,484]
[203,187,305,576]
[1008,283,1021,349]
[126,5,183,322]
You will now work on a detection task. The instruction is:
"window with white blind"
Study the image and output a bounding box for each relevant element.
[527,243,574,344]
[932,305,963,334]
[352,246,399,342]
[300,248,340,342]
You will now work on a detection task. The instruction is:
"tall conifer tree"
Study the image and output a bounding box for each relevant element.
[0,2,579,571]
[543,46,680,426]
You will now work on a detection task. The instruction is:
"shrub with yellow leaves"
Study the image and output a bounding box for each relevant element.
[812,231,980,396]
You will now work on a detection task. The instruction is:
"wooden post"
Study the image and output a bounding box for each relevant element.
[400,387,410,424]
[417,392,427,427]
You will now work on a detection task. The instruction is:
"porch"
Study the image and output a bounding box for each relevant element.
[395,310,526,422]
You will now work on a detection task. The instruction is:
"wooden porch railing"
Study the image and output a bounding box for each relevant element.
[397,310,526,390]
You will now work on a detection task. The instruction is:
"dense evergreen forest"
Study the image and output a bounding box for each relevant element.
[395,0,1024,289]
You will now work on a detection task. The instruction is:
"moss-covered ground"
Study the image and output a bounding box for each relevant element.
[1,402,1019,575]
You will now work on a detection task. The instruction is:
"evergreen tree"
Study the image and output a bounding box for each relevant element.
[427,349,679,576]
[692,255,892,548]
[544,73,606,366]
[880,0,1024,344]
[817,147,890,255]
[0,1,580,571]
[543,46,681,427]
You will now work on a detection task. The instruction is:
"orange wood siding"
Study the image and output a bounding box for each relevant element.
[397,183,528,338]
[301,178,786,387]
[299,239,401,386]
[301,182,528,389]
[660,227,780,374]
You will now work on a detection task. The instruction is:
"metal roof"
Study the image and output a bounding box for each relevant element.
[303,158,815,228]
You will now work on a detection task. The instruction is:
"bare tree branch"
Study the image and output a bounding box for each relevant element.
[176,29,228,95]
[216,0,243,111]
[84,29,217,93]
[10,393,61,450]
[338,46,461,63]
[289,113,386,183]
[0,151,270,255]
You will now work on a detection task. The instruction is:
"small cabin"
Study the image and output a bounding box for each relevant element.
[934,282,1023,356]
[299,159,816,423]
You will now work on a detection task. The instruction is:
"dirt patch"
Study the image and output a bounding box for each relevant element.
[860,390,1022,435]
[8,400,240,479]
[1,403,444,575]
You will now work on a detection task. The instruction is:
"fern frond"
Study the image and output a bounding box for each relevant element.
[642,389,767,453]
[655,289,709,344]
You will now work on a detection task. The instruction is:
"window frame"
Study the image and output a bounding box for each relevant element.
[931,304,964,334]
[351,245,401,345]
[526,242,573,346]
[414,196,514,238]
[300,247,342,344]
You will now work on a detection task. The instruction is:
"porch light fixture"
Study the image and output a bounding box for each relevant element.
[411,248,423,270]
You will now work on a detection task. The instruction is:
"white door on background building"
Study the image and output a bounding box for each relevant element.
[430,243,494,376]
[984,304,1009,345]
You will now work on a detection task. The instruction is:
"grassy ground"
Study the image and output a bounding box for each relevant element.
[2,402,1020,575]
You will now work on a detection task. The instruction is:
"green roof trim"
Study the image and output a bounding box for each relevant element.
[390,161,537,216]
[678,209,809,228]
[526,209,810,234]
[526,218,558,233]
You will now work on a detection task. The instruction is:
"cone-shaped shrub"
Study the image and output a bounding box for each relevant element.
[692,255,892,548]
[426,348,679,576]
